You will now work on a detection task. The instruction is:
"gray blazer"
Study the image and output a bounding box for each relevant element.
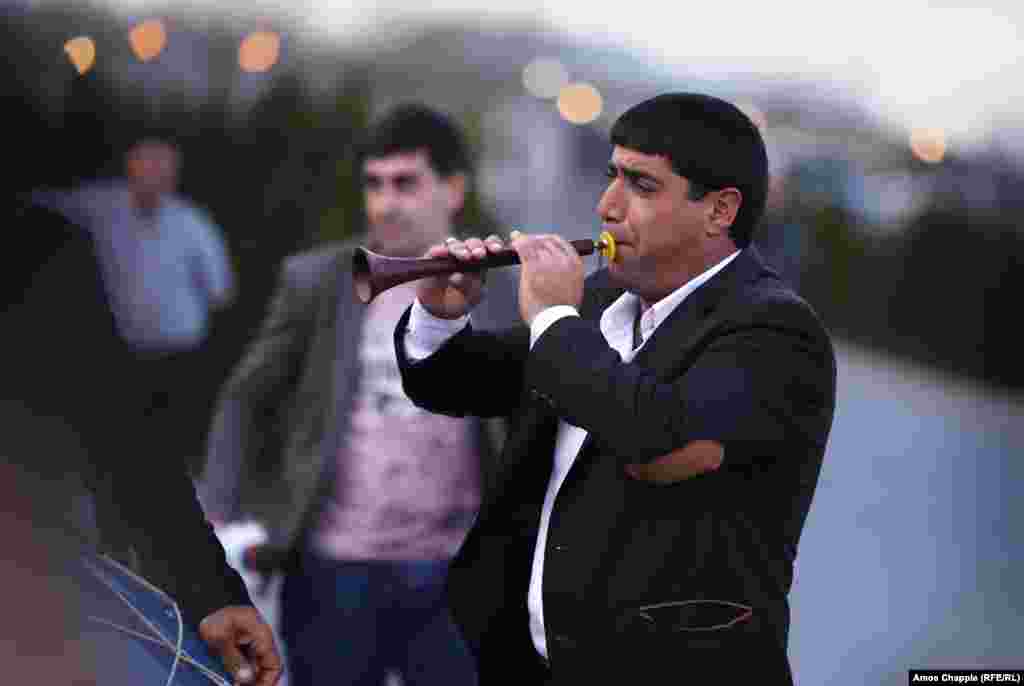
[199,240,518,560]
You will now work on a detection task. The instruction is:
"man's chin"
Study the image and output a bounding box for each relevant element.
[606,261,628,283]
[606,262,644,293]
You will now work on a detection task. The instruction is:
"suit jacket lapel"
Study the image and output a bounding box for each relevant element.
[280,244,363,545]
[317,245,363,464]
[631,247,772,377]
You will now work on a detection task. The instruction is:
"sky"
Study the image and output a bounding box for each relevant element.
[72,0,1024,146]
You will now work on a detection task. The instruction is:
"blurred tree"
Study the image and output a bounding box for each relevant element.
[6,1,1023,403]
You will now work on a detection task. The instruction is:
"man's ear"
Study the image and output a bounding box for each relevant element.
[706,188,742,238]
[445,173,467,214]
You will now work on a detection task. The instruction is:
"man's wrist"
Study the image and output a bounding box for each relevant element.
[405,299,470,361]
[410,298,470,330]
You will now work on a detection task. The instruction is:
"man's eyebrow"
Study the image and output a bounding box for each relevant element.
[608,161,661,186]
[362,171,420,185]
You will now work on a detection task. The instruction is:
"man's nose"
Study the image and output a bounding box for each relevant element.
[597,181,623,223]
[367,187,399,216]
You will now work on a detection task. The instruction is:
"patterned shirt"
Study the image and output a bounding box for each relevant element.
[312,283,480,560]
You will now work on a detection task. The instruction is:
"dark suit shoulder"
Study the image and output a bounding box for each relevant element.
[283,242,350,278]
[725,277,834,351]
[277,241,357,298]
[746,278,813,315]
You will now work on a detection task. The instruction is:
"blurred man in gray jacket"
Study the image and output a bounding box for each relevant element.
[199,104,517,686]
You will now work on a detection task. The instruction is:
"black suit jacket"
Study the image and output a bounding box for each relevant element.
[2,199,251,627]
[396,247,837,685]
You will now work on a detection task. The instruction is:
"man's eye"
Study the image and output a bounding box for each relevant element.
[629,177,655,193]
[394,175,420,192]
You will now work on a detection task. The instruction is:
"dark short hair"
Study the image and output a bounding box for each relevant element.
[355,103,471,178]
[610,93,769,248]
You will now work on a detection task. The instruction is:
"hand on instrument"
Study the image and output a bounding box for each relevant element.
[510,232,585,325]
[199,606,283,686]
[417,234,506,319]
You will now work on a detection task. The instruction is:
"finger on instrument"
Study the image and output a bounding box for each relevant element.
[547,234,578,258]
[484,234,504,252]
[425,243,452,259]
[445,237,474,261]
[463,236,487,258]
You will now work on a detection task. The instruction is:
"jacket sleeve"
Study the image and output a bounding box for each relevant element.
[113,452,254,627]
[198,259,317,521]
[394,305,531,419]
[10,200,253,629]
[524,297,837,468]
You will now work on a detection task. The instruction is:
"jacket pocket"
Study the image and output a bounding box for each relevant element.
[616,598,753,636]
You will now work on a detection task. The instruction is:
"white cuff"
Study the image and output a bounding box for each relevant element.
[404,298,470,361]
[529,306,580,349]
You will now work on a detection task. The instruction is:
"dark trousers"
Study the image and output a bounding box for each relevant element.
[134,348,211,474]
[280,549,478,686]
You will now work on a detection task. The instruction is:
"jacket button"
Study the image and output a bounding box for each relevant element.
[552,543,567,553]
[530,388,553,405]
[552,634,575,648]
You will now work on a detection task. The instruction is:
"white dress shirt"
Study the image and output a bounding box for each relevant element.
[402,249,740,659]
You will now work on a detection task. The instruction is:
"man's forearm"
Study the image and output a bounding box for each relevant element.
[403,298,469,360]
[396,305,530,419]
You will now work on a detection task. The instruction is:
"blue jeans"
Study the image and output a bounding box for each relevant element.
[280,550,477,686]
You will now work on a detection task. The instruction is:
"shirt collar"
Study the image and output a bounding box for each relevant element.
[600,250,741,358]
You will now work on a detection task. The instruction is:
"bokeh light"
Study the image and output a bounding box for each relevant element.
[239,31,281,73]
[522,58,569,99]
[910,127,947,164]
[63,36,96,75]
[129,19,167,62]
[557,83,603,125]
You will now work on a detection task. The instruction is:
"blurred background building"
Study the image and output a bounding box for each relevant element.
[6,0,1023,683]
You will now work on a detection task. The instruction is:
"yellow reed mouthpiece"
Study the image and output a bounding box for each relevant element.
[598,230,617,263]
